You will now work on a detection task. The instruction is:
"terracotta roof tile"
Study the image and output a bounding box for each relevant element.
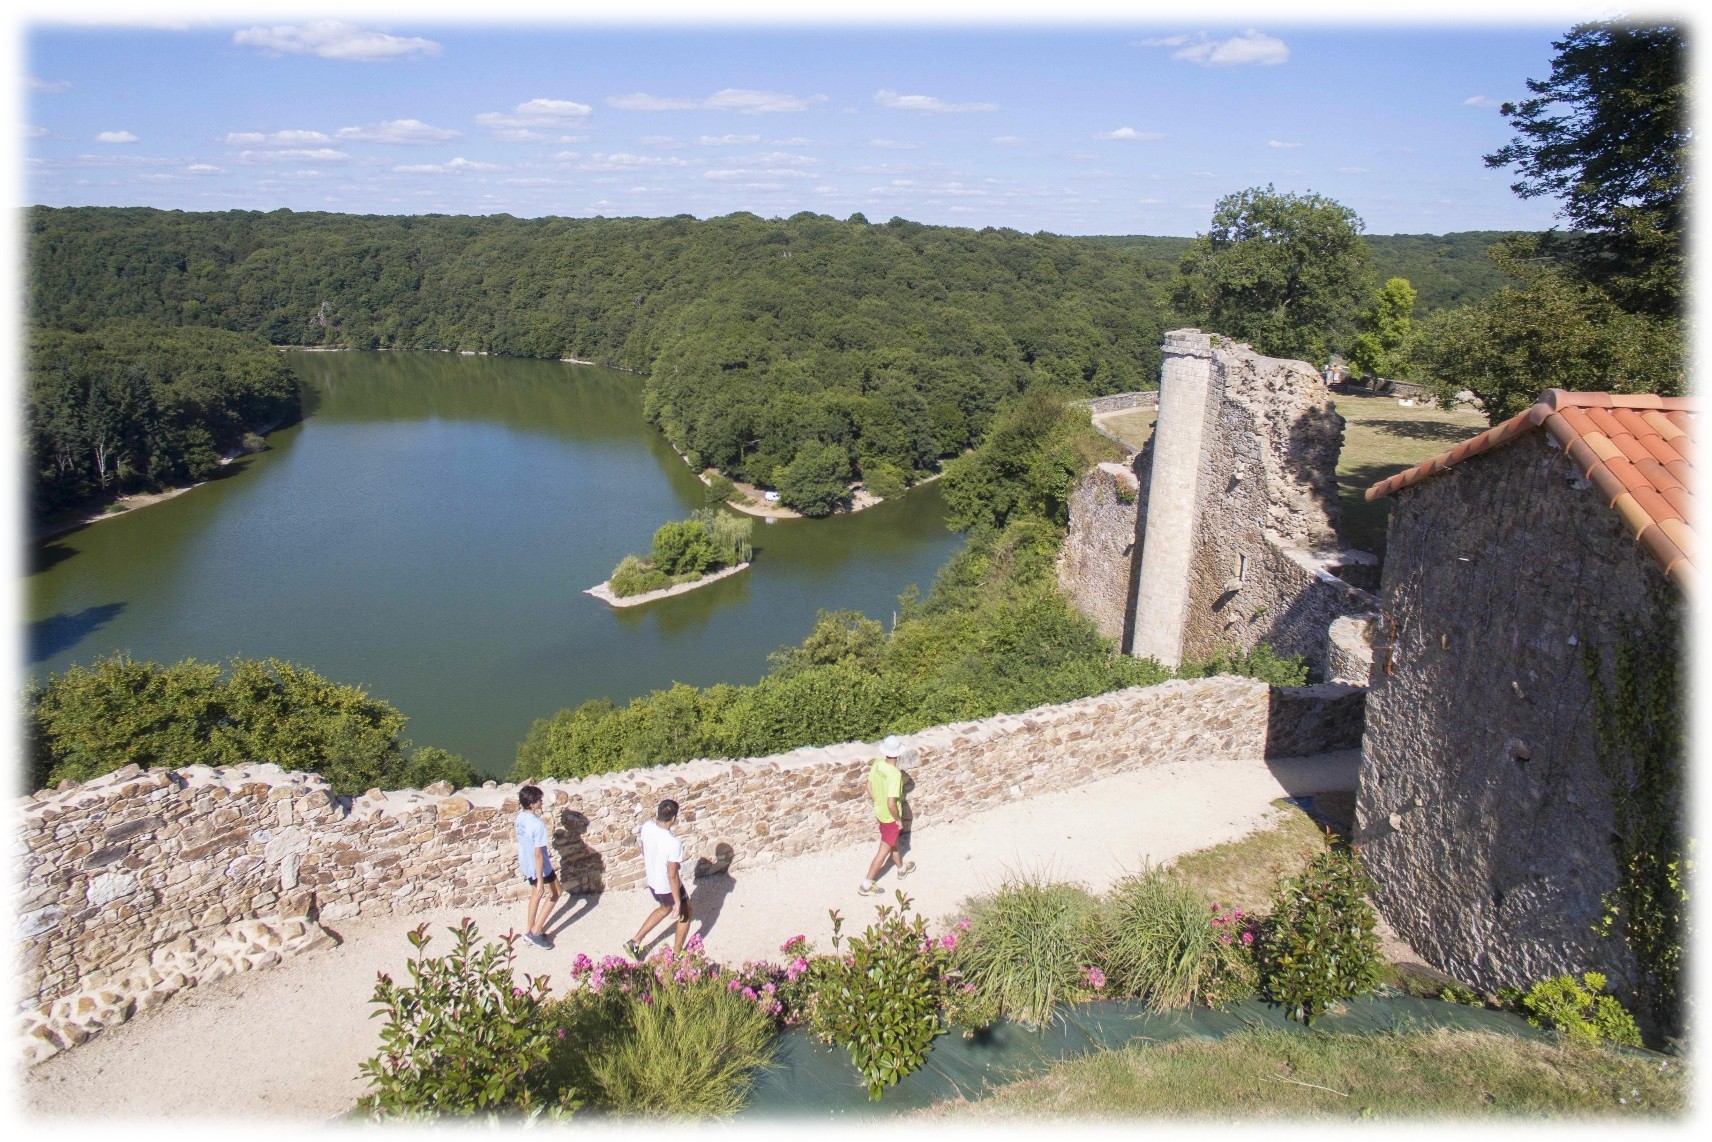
[1367,389,1696,593]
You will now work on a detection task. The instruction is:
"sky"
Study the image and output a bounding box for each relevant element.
[17,9,1614,237]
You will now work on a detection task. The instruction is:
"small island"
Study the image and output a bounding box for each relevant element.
[586,509,754,608]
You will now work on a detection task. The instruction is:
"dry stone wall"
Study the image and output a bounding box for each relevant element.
[17,675,1283,1053]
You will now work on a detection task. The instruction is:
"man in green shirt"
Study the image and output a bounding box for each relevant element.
[858,735,915,896]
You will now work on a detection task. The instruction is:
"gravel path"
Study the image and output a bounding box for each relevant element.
[19,748,1359,1122]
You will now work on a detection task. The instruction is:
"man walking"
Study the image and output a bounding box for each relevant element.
[626,799,692,960]
[515,785,560,948]
[858,735,915,896]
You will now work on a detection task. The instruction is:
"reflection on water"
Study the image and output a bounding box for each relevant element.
[26,351,962,776]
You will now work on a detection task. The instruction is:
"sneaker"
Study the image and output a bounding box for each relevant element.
[624,939,644,962]
[897,861,917,879]
[526,932,550,949]
[857,882,881,896]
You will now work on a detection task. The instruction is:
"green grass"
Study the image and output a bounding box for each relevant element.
[1165,801,1336,915]
[960,878,1100,1026]
[919,1027,1685,1120]
[1099,867,1220,1010]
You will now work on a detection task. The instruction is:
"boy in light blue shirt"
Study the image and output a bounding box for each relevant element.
[515,785,560,948]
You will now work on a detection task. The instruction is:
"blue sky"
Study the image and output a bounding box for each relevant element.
[21,15,1583,237]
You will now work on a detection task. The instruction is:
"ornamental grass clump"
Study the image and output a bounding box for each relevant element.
[958,876,1099,1027]
[1098,867,1221,1010]
[1259,848,1382,1024]
[585,978,776,1118]
[357,919,573,1120]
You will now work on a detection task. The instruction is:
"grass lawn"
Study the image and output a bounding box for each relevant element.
[1087,393,1488,560]
[919,1027,1686,1120]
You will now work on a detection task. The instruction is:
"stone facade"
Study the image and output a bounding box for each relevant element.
[1058,460,1142,644]
[1104,331,1379,678]
[1356,432,1680,1016]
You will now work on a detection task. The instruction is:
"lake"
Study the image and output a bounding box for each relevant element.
[26,351,963,777]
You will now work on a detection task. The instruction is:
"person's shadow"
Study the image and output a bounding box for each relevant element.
[543,809,605,941]
[689,842,737,941]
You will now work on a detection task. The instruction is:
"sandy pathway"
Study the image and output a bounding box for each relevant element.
[20,749,1358,1122]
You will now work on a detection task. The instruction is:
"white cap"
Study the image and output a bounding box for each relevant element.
[881,734,904,758]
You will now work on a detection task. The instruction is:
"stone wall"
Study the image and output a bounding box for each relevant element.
[1356,431,1679,1019]
[18,675,1286,1025]
[1058,460,1143,645]
[1074,390,1160,416]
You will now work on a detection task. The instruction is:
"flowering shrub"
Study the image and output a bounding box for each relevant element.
[1201,902,1262,1008]
[1259,849,1381,1024]
[1498,972,1644,1046]
[356,919,573,1119]
[810,894,975,1100]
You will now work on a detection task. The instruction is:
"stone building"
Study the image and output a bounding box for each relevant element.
[1076,329,1379,678]
[1357,389,1694,1031]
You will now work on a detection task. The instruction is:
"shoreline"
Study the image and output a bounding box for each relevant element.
[585,561,751,608]
[32,484,206,544]
[683,457,944,521]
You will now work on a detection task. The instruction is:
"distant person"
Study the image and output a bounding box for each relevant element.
[626,799,691,960]
[515,785,560,948]
[858,735,915,895]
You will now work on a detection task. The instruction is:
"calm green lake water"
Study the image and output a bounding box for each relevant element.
[26,352,962,776]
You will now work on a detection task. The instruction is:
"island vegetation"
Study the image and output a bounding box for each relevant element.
[607,510,754,599]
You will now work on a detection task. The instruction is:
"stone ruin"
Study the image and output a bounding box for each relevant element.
[1061,329,1380,683]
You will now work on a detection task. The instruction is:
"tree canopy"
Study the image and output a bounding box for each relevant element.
[1172,186,1375,364]
[1485,22,1687,317]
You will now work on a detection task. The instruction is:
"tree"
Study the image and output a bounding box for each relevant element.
[774,440,851,517]
[1346,277,1418,382]
[1485,22,1686,316]
[1173,186,1374,364]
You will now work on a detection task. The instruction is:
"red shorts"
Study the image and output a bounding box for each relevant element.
[878,820,900,847]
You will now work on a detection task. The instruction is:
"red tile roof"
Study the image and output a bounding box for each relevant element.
[1366,390,1697,595]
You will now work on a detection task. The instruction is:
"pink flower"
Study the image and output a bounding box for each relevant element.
[954,918,972,932]
[572,953,593,973]
[686,933,705,954]
[1242,932,1254,946]
[781,935,806,953]
[556,1029,566,1040]
[786,957,809,980]
[742,987,757,1000]
[513,987,525,996]
[939,933,957,950]
[1083,967,1107,990]
[728,979,742,992]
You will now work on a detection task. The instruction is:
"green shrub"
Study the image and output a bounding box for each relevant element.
[810,895,955,1100]
[609,554,672,598]
[1440,983,1484,1007]
[862,460,909,501]
[356,919,573,1120]
[1201,903,1263,1008]
[959,877,1099,1026]
[704,472,736,504]
[1500,972,1644,1047]
[1259,849,1381,1024]
[1176,641,1310,687]
[1098,868,1220,1010]
[25,652,455,796]
[651,518,719,576]
[586,979,775,1117]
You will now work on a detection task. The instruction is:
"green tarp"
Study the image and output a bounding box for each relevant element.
[739,994,1560,1118]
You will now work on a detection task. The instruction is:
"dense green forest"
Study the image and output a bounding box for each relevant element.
[1079,230,1529,317]
[25,322,300,518]
[28,206,1171,513]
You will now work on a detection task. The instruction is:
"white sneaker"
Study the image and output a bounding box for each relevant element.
[857,882,881,896]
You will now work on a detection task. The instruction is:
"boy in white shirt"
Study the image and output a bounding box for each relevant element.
[515,785,560,948]
[625,799,691,960]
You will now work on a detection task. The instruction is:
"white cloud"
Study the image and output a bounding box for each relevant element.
[237,148,349,163]
[578,152,689,170]
[870,139,919,150]
[1337,166,1368,174]
[989,135,1028,146]
[226,129,331,146]
[1268,139,1302,149]
[1096,127,1165,141]
[704,89,813,114]
[25,125,50,139]
[705,168,813,180]
[186,163,224,174]
[95,130,138,144]
[233,22,441,63]
[1463,95,1501,108]
[1168,30,1289,68]
[29,77,72,93]
[699,134,762,146]
[394,157,502,173]
[336,119,460,144]
[637,136,684,148]
[1191,170,1216,178]
[475,99,593,135]
[607,93,699,111]
[1135,35,1189,47]
[875,89,998,113]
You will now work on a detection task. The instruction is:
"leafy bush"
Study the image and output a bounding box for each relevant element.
[26,653,475,796]
[1499,972,1644,1047]
[651,518,719,576]
[609,554,673,598]
[1440,983,1484,1006]
[1097,868,1220,1010]
[862,460,908,501]
[1259,849,1382,1024]
[958,877,1099,1026]
[356,920,572,1120]
[810,895,961,1100]
[586,979,775,1117]
[1202,903,1262,1008]
[1177,641,1310,687]
[703,471,737,504]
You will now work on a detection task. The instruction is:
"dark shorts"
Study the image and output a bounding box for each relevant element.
[525,869,557,886]
[878,820,901,847]
[651,887,684,909]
